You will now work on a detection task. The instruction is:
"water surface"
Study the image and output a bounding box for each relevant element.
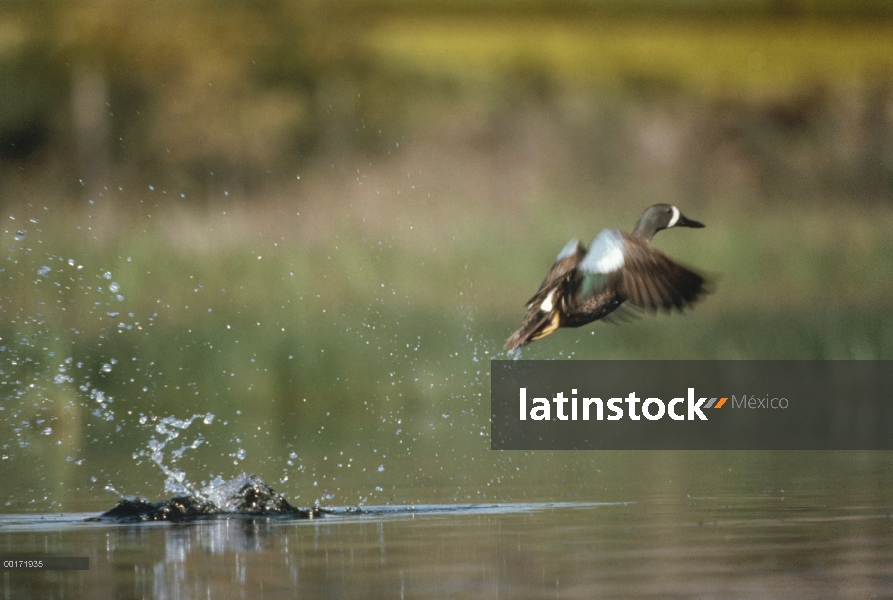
[4,485,893,599]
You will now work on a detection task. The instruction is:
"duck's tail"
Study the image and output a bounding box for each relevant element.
[504,310,561,353]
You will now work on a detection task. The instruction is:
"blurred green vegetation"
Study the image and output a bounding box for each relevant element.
[2,193,891,511]
[2,1,893,199]
[1,1,892,511]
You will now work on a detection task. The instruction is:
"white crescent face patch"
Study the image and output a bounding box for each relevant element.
[667,205,681,228]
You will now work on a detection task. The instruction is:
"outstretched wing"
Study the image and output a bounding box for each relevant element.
[576,229,625,300]
[505,239,586,352]
[525,238,586,308]
[615,235,706,311]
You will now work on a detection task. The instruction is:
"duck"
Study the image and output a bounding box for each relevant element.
[504,204,708,352]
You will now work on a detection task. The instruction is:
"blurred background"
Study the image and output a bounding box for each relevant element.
[1,0,893,512]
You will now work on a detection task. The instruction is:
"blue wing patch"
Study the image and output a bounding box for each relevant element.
[555,238,581,262]
[579,229,625,275]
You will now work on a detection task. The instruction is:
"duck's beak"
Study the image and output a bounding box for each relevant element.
[677,214,705,228]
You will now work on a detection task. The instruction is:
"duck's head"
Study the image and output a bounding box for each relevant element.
[632,204,704,241]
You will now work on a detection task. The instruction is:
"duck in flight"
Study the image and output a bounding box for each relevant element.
[504,204,708,352]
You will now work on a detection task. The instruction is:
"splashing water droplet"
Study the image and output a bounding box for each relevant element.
[378,465,385,473]
[103,271,112,280]
[109,282,120,293]
[15,231,25,241]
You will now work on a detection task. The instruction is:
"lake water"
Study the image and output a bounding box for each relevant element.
[4,453,893,599]
[3,195,892,599]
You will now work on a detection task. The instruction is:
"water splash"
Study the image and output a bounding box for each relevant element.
[135,413,215,497]
[90,473,324,522]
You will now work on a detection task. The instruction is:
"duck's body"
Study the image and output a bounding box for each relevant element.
[505,204,707,352]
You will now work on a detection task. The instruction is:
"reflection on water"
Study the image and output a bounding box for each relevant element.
[3,495,893,599]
